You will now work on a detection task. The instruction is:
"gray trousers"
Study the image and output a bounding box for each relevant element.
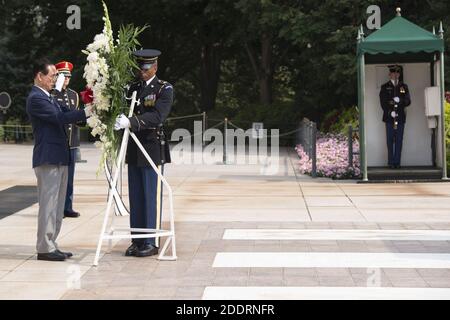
[34,165,68,253]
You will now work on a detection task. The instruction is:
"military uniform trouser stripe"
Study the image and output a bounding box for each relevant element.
[156,165,163,247]
[128,164,164,247]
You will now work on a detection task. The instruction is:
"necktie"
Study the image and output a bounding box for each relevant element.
[50,96,62,111]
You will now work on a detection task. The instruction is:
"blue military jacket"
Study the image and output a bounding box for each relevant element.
[379,80,411,124]
[26,85,87,168]
[125,76,173,167]
[52,87,84,149]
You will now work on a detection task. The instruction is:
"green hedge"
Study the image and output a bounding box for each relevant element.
[1,118,33,142]
[320,106,359,134]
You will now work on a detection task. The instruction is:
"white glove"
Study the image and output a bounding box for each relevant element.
[391,111,396,118]
[54,73,65,92]
[114,114,130,130]
[393,97,400,103]
[84,104,93,117]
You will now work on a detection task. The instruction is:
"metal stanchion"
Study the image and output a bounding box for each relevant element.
[348,124,353,168]
[202,111,207,147]
[223,117,228,164]
[14,125,20,143]
[307,120,312,159]
[311,122,317,178]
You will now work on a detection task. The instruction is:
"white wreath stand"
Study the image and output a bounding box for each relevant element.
[93,91,177,266]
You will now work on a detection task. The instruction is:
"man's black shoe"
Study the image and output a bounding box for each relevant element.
[125,243,139,256]
[389,164,395,169]
[37,251,66,261]
[64,210,80,218]
[136,244,159,257]
[56,250,73,258]
[394,165,401,169]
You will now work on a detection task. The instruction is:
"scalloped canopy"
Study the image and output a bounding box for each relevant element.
[357,16,444,61]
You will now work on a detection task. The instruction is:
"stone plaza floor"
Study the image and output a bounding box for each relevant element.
[1,143,450,299]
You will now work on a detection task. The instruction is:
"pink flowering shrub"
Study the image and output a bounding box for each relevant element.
[296,133,361,179]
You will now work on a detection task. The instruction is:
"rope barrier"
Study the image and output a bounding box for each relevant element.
[227,118,254,125]
[227,121,243,130]
[0,113,301,141]
[0,129,33,134]
[269,128,302,138]
[227,120,300,138]
[169,121,224,141]
[0,125,33,135]
[166,113,204,121]
[0,124,32,128]
[208,121,224,129]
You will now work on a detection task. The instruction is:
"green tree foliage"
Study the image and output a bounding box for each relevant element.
[0,0,449,136]
[0,0,103,122]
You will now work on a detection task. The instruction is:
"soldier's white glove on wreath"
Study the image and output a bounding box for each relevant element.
[114,114,130,130]
[393,97,400,103]
[84,104,94,117]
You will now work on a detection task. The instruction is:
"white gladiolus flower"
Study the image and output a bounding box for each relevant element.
[94,141,103,149]
[82,5,128,165]
[87,51,99,62]
[86,114,100,127]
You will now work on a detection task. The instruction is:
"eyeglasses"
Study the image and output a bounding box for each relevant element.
[47,74,58,80]
[64,75,72,79]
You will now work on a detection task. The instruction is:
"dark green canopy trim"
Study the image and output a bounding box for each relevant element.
[364,52,437,64]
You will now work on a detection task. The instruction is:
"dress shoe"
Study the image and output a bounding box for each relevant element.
[125,243,139,256]
[64,210,80,218]
[56,249,73,258]
[136,244,159,257]
[394,165,401,169]
[37,251,66,261]
[388,164,395,169]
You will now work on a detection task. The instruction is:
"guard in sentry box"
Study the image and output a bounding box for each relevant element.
[379,64,411,169]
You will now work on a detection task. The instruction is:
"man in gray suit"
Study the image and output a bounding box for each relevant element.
[26,58,92,261]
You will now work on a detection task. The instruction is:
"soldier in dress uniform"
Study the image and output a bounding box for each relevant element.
[379,64,411,169]
[52,61,83,218]
[114,49,173,257]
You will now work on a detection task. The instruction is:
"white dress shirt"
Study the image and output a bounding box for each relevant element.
[34,85,50,97]
[146,75,156,86]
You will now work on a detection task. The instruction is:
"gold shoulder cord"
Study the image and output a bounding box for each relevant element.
[75,91,79,110]
[67,90,73,147]
[158,83,166,96]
